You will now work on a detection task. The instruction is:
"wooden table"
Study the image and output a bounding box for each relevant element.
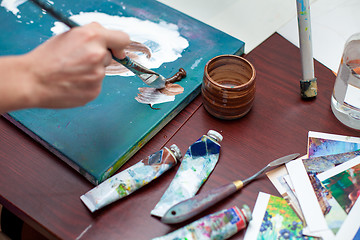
[0,33,359,240]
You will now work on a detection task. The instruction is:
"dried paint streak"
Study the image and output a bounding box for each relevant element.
[297,0,307,13]
[190,58,203,70]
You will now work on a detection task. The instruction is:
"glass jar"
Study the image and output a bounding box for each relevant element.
[331,32,360,130]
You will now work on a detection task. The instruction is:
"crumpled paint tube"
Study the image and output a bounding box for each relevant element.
[152,205,252,240]
[151,130,223,217]
[81,144,182,212]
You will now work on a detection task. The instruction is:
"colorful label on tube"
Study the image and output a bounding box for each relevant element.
[151,131,222,217]
[81,145,180,212]
[153,205,251,240]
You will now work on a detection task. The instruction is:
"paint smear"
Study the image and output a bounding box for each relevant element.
[190,58,203,70]
[135,68,186,107]
[1,0,27,15]
[50,12,189,77]
[135,83,184,107]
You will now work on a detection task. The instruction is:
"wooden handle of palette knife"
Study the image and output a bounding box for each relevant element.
[182,181,243,220]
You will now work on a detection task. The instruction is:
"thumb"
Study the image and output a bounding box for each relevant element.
[110,49,127,60]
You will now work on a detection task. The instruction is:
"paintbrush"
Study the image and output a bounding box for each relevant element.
[29,0,167,89]
[161,153,300,224]
[296,0,317,98]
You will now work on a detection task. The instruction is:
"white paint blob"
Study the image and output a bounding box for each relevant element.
[51,12,189,76]
[1,0,27,15]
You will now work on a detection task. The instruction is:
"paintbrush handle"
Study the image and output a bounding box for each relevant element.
[30,0,79,28]
[112,55,157,75]
[161,181,243,224]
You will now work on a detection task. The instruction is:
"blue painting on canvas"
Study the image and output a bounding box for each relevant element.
[0,0,244,184]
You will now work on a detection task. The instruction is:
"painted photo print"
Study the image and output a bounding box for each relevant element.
[244,192,311,240]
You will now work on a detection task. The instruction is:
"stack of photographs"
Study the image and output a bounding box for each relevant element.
[245,131,360,240]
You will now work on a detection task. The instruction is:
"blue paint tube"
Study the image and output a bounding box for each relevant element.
[152,205,252,240]
[151,130,223,217]
[81,144,182,212]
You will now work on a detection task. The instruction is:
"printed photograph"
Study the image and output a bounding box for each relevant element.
[307,131,360,158]
[321,163,360,214]
[257,195,307,239]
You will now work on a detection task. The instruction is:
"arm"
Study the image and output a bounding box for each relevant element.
[0,22,130,114]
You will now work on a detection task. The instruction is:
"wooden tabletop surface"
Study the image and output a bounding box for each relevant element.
[1,33,359,240]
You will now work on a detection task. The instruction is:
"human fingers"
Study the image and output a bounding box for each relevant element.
[82,22,130,60]
[82,22,131,49]
[106,32,130,59]
[110,49,127,60]
[103,28,131,51]
[103,51,112,66]
[100,27,131,59]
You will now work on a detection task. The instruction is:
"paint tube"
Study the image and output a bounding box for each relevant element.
[152,205,252,240]
[151,130,223,217]
[81,144,182,212]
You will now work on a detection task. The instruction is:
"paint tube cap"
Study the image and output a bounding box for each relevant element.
[207,130,223,142]
[240,204,252,223]
[169,144,182,160]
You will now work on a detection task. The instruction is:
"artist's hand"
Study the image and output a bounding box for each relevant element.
[23,22,130,109]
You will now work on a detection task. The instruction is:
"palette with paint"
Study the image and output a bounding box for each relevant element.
[0,0,245,184]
